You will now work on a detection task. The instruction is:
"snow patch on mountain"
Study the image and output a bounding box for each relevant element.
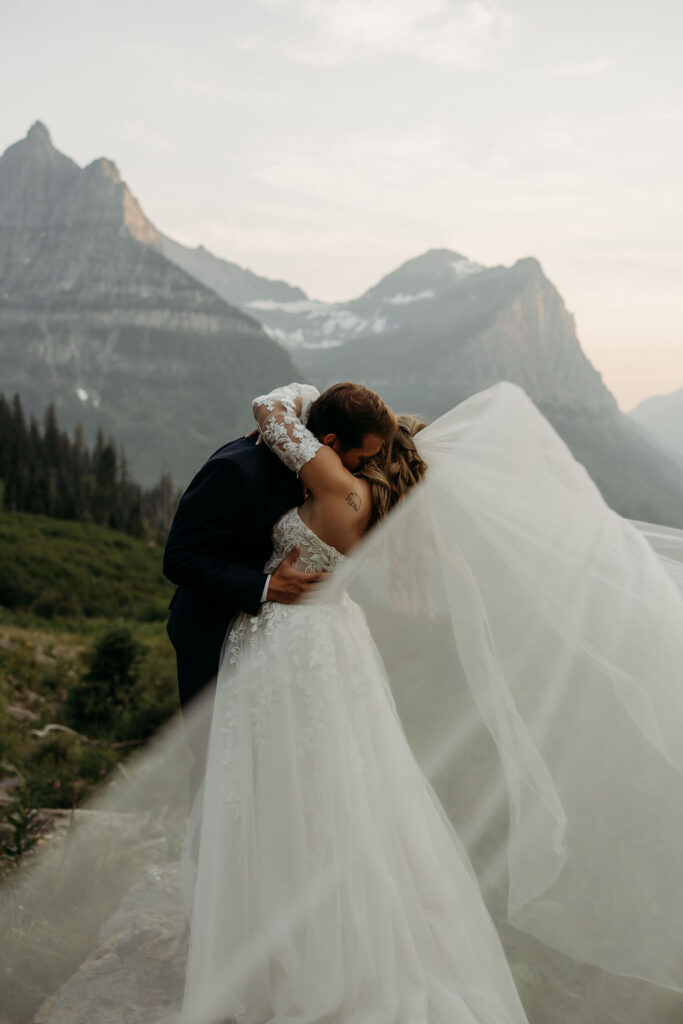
[451,258,485,280]
[246,299,325,314]
[251,299,390,348]
[383,290,435,305]
[263,324,344,350]
[75,387,100,408]
[319,309,387,336]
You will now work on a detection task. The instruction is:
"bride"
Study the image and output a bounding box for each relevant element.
[179,381,683,1024]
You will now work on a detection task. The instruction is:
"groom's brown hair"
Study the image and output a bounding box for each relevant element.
[307,382,397,451]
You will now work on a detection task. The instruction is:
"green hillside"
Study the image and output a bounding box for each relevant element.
[0,511,178,878]
[0,510,172,622]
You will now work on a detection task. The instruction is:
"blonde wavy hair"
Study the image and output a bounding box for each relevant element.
[357,413,428,527]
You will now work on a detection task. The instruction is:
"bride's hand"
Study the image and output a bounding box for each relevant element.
[268,547,326,604]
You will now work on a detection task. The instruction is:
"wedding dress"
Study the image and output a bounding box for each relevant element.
[178,502,531,1024]
[177,380,683,1024]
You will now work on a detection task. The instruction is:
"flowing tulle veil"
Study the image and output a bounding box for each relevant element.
[350,381,683,989]
[3,380,683,1024]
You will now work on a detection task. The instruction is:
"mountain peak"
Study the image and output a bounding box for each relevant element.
[0,123,161,252]
[386,248,484,280]
[355,247,485,307]
[84,157,122,184]
[514,256,544,275]
[1,120,61,164]
[419,247,469,263]
[26,120,54,149]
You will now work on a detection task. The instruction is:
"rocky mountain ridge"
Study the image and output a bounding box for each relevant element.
[160,231,306,307]
[291,251,614,412]
[0,122,297,485]
[159,238,494,352]
[159,236,614,414]
[161,235,683,526]
[292,254,683,525]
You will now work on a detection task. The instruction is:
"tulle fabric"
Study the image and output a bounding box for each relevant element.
[178,380,683,1023]
[340,382,683,991]
[629,518,683,598]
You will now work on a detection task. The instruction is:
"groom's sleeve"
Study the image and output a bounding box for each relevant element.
[163,456,267,616]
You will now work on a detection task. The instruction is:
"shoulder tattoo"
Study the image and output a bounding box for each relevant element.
[345,491,361,512]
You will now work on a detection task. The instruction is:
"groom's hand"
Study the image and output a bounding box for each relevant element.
[267,547,326,604]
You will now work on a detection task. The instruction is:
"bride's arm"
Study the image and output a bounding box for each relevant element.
[252,384,363,501]
[252,383,323,475]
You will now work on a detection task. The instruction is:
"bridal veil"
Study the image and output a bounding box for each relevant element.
[346,381,683,991]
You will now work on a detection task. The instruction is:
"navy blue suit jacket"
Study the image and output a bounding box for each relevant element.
[163,435,303,708]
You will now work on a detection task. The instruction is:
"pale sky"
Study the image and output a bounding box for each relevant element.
[2,0,682,410]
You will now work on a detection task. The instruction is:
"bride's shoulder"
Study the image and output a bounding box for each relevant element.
[313,474,372,520]
[346,474,372,515]
[306,475,373,553]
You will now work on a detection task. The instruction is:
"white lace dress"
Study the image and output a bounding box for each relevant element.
[179,387,530,1024]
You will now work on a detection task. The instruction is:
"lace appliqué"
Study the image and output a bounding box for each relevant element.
[263,507,342,576]
[252,384,322,475]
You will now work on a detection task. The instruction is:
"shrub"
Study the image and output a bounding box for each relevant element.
[65,627,143,737]
[112,644,178,741]
[88,627,142,693]
[0,786,42,863]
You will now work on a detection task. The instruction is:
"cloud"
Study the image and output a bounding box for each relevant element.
[553,56,615,77]
[244,0,515,69]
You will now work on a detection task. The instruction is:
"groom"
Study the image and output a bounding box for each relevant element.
[163,380,396,796]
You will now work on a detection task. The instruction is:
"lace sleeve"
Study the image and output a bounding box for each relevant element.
[252,383,323,475]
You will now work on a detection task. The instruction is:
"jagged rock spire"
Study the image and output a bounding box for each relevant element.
[26,120,53,147]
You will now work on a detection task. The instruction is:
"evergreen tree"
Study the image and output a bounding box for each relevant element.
[0,394,10,480]
[27,416,46,514]
[0,392,178,540]
[3,396,30,512]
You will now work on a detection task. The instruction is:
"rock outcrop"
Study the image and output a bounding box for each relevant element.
[33,862,187,1024]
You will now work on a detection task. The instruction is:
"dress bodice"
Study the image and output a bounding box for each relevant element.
[264,507,346,576]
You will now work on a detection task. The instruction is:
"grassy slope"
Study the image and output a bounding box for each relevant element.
[0,510,173,621]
